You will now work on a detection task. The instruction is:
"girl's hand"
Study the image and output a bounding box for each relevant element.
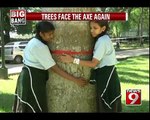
[74,77,89,87]
[60,54,74,63]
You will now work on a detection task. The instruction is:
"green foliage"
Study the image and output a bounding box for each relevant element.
[116,55,149,112]
[0,7,41,44]
[15,7,41,35]
[2,7,17,32]
[15,21,33,34]
[129,7,149,35]
[1,7,149,41]
[97,7,149,37]
[1,7,41,35]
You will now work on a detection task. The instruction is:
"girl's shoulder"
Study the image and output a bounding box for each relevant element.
[98,34,110,42]
[102,34,110,39]
[31,38,45,45]
[28,38,47,49]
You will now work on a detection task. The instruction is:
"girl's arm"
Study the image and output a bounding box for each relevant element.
[60,54,100,68]
[79,58,99,68]
[49,64,88,87]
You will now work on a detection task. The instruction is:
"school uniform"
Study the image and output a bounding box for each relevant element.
[12,37,56,113]
[91,34,122,112]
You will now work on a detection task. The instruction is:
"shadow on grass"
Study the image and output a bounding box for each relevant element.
[0,93,15,112]
[0,74,19,81]
[117,67,149,74]
[118,55,149,62]
[117,55,149,85]
[122,100,149,112]
[118,71,149,85]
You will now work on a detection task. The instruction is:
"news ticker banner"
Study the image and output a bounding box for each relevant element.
[10,9,128,25]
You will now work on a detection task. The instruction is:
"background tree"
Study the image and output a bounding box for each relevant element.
[15,7,41,35]
[2,7,148,45]
[1,7,41,44]
[128,7,149,45]
[1,7,17,44]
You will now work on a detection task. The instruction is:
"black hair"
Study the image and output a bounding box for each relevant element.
[34,21,55,45]
[90,20,110,41]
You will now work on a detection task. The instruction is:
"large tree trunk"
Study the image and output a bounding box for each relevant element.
[43,8,97,112]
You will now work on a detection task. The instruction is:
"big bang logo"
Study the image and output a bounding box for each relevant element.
[10,9,26,25]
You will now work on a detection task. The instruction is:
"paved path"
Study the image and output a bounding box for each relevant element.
[8,66,23,75]
[5,48,149,75]
[116,48,149,59]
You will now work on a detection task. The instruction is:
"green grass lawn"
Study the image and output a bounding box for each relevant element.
[116,55,149,112]
[0,74,18,112]
[0,55,149,112]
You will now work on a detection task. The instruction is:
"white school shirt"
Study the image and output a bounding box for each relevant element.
[93,35,118,69]
[23,38,56,70]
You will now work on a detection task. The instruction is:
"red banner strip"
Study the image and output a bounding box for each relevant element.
[26,12,127,21]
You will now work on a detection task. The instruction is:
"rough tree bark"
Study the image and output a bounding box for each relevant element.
[43,8,97,112]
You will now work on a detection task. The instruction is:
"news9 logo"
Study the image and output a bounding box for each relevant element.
[126,89,141,105]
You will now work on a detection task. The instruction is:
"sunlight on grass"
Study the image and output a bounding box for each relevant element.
[0,75,18,112]
[121,83,149,112]
[117,56,149,84]
[0,75,18,94]
[116,55,149,112]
